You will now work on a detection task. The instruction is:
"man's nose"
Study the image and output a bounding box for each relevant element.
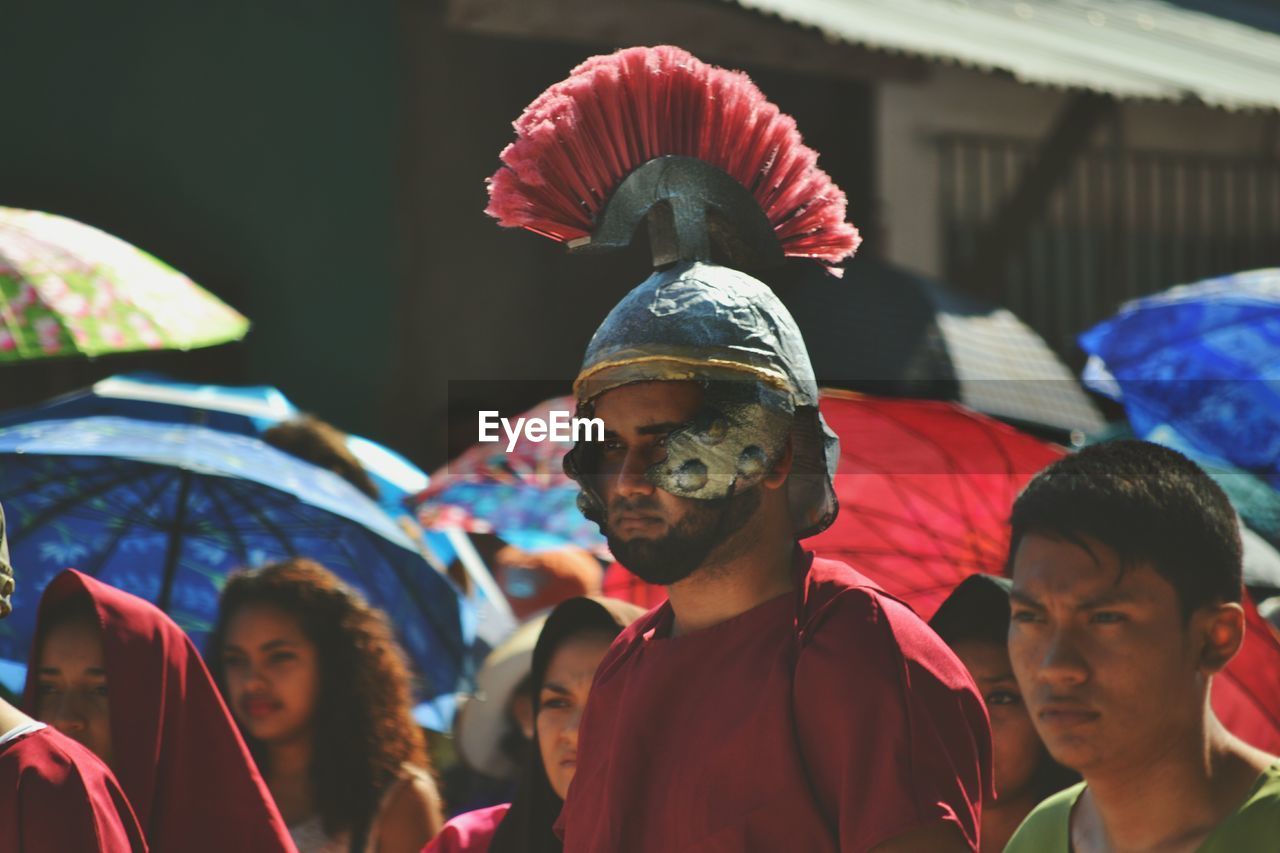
[1036,628,1090,688]
[614,447,656,498]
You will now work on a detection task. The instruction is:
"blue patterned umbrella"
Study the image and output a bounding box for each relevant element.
[1081,269,1280,489]
[0,373,429,518]
[0,416,471,713]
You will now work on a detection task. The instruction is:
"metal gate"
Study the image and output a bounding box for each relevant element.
[939,134,1280,364]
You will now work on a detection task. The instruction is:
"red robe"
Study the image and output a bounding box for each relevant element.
[422,803,511,852]
[23,570,296,853]
[0,723,148,851]
[558,553,992,852]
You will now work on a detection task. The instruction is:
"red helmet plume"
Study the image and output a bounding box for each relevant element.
[485,45,861,266]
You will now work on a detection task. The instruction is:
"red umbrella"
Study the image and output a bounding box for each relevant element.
[807,389,1063,619]
[1214,596,1280,753]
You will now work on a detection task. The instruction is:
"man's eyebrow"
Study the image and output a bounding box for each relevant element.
[636,421,683,437]
[540,681,572,695]
[1009,589,1044,608]
[1079,589,1138,609]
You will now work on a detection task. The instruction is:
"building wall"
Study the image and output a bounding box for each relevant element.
[877,62,1278,280]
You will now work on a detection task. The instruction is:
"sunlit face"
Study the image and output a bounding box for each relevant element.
[35,617,113,767]
[536,631,613,800]
[593,381,758,585]
[951,640,1041,803]
[220,604,320,745]
[1008,533,1203,776]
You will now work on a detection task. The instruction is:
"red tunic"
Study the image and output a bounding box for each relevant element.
[0,724,148,852]
[22,570,295,853]
[558,553,992,852]
[422,803,511,853]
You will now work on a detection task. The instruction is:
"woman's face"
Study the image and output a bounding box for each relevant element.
[35,616,113,767]
[952,639,1042,802]
[536,630,613,800]
[220,604,320,745]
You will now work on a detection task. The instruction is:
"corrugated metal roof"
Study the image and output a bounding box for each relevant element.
[722,0,1280,110]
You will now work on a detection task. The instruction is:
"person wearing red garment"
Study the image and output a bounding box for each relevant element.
[0,504,148,852]
[426,596,644,853]
[23,568,295,853]
[482,46,992,852]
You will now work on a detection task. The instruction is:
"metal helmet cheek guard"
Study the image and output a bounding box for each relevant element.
[486,46,860,539]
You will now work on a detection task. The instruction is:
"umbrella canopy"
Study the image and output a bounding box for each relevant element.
[807,390,1064,619]
[0,208,248,360]
[0,373,429,517]
[413,395,608,557]
[0,416,470,712]
[775,257,1105,439]
[1080,268,1280,488]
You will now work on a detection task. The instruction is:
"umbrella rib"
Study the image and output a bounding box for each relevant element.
[217,479,299,559]
[202,480,254,566]
[77,468,181,582]
[156,469,194,613]
[6,458,151,539]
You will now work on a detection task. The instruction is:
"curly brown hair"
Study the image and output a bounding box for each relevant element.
[207,557,430,849]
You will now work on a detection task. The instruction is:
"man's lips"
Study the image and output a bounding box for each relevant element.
[1036,702,1100,728]
[611,514,662,533]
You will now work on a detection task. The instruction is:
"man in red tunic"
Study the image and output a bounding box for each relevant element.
[481,46,993,851]
[0,504,147,852]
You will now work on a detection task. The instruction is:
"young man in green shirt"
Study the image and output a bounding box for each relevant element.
[1004,441,1279,852]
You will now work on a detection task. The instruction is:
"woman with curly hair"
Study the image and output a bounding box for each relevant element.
[209,557,444,853]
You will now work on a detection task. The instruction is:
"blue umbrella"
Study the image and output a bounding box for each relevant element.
[1081,268,1280,489]
[0,416,472,720]
[0,373,430,518]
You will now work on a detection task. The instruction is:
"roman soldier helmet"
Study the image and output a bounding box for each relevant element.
[486,46,860,538]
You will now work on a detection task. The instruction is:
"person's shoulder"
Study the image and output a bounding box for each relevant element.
[592,602,667,680]
[1206,760,1280,848]
[802,556,949,658]
[4,725,100,785]
[424,803,511,853]
[1004,782,1083,853]
[374,764,445,849]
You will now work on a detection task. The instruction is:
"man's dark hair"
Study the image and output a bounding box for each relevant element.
[1008,440,1242,616]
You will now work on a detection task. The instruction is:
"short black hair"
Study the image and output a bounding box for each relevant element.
[1008,440,1242,616]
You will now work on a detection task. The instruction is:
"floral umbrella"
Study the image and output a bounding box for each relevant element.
[0,207,248,360]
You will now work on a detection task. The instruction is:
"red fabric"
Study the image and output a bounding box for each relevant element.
[22,570,295,853]
[0,724,147,852]
[557,553,992,852]
[808,392,1064,620]
[600,560,667,610]
[422,803,511,853]
[1212,595,1280,753]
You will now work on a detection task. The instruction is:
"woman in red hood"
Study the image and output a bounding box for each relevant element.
[23,569,296,853]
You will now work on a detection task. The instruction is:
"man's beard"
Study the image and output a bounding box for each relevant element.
[603,487,761,586]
